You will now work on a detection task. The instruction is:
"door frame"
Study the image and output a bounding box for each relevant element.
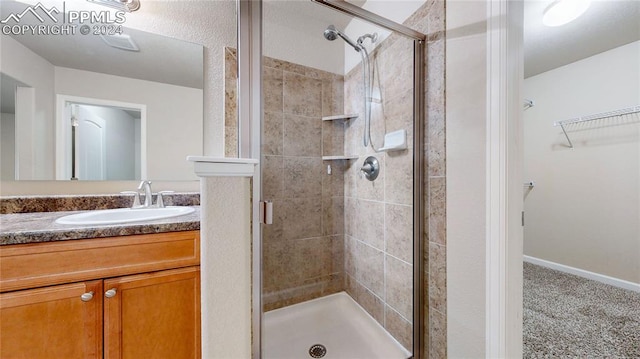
[485,0,524,357]
[55,95,147,181]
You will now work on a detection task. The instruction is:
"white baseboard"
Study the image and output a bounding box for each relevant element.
[524,255,640,293]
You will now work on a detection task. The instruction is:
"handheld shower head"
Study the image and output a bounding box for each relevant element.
[323,25,361,52]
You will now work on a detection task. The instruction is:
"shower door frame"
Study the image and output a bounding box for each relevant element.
[242,0,427,357]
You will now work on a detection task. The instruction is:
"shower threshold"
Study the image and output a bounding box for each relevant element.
[263,292,410,359]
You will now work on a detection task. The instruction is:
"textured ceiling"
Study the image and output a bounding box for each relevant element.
[524,0,640,78]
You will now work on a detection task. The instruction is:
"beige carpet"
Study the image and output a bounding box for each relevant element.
[523,262,640,358]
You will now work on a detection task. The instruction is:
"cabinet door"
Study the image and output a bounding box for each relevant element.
[104,266,200,359]
[0,280,103,359]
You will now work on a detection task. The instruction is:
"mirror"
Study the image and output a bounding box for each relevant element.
[0,0,204,181]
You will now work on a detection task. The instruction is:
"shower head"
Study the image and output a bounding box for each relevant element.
[323,25,361,52]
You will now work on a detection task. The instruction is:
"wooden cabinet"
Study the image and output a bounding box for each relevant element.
[1,280,103,359]
[0,231,200,359]
[104,267,200,359]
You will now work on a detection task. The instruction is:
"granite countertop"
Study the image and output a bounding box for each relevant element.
[0,206,200,246]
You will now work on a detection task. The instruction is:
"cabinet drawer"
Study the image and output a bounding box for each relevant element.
[0,231,199,292]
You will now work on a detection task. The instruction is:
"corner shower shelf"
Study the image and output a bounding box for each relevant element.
[553,104,640,148]
[322,114,359,121]
[322,155,359,160]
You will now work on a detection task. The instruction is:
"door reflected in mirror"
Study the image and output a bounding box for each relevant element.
[62,99,144,181]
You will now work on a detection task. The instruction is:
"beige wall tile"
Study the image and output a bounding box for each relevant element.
[385,150,413,205]
[344,116,365,157]
[283,157,323,198]
[379,37,414,101]
[322,76,345,117]
[224,125,237,158]
[322,121,345,157]
[263,240,294,292]
[356,199,385,250]
[345,273,358,298]
[385,306,413,352]
[282,197,322,240]
[323,197,344,236]
[262,155,283,200]
[263,111,283,156]
[429,177,446,246]
[331,235,345,275]
[384,88,414,147]
[283,114,322,157]
[322,160,344,197]
[298,237,336,281]
[385,255,413,321]
[355,240,384,298]
[264,67,283,113]
[263,236,339,293]
[429,309,447,359]
[283,72,322,117]
[344,237,356,277]
[429,242,446,314]
[427,38,446,178]
[385,203,414,264]
[344,161,358,198]
[356,282,385,325]
[224,48,238,157]
[344,197,357,238]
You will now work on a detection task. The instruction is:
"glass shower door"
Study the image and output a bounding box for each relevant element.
[260,1,425,357]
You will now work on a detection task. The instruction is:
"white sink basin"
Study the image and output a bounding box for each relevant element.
[55,206,196,225]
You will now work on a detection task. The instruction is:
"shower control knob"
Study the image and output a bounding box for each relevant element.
[360,156,380,181]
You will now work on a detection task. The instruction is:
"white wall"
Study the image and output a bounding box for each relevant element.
[0,36,55,179]
[446,0,488,356]
[263,0,345,75]
[524,41,640,284]
[55,67,202,181]
[121,0,236,157]
[1,113,16,180]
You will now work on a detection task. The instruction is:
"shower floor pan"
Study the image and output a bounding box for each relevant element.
[263,292,410,359]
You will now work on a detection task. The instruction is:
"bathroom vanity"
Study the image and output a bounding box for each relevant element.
[0,199,201,358]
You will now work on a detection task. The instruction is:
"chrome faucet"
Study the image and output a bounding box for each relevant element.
[138,180,153,207]
[121,181,173,209]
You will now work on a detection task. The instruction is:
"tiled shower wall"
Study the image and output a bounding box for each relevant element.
[225,50,346,310]
[343,32,416,351]
[260,56,347,311]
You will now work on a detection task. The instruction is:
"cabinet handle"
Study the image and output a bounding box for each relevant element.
[80,291,94,302]
[105,288,117,298]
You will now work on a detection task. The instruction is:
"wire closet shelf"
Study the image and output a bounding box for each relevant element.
[553,105,640,148]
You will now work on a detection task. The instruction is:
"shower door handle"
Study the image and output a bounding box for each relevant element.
[260,201,273,225]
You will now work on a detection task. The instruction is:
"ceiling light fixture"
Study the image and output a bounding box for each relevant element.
[542,0,591,27]
[86,0,140,12]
